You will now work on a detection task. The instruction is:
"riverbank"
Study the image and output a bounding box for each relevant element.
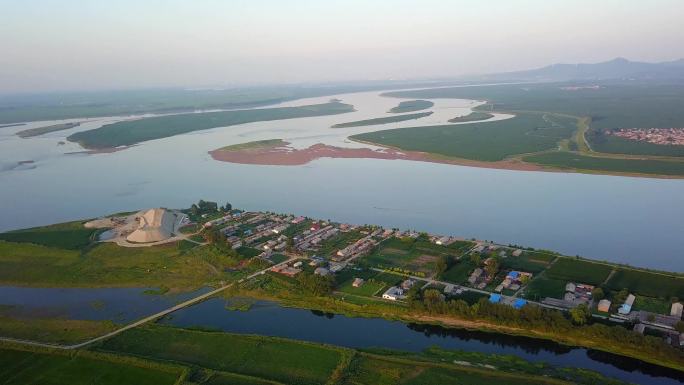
[228,277,684,374]
[208,139,545,171]
[208,138,684,179]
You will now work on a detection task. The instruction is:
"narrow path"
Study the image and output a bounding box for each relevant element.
[0,257,300,350]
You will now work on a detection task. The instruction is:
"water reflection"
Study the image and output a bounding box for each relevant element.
[159,298,683,385]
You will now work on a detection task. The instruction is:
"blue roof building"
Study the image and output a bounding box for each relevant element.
[508,271,520,279]
[513,299,527,309]
[489,293,502,303]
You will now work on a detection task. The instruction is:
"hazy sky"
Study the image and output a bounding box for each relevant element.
[1,0,682,93]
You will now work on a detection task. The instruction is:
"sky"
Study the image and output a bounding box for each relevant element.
[1,0,683,93]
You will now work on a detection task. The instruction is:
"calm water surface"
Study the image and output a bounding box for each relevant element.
[1,89,683,271]
[159,298,684,385]
[0,286,208,322]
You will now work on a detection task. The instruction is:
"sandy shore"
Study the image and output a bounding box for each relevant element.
[208,140,544,171]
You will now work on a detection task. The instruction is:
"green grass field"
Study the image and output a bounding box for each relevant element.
[448,111,494,123]
[203,371,282,385]
[316,230,366,257]
[0,316,117,344]
[344,354,563,385]
[523,152,684,176]
[501,252,555,274]
[351,113,576,162]
[0,221,100,250]
[68,102,354,148]
[388,100,434,113]
[217,139,286,151]
[441,259,475,284]
[0,348,181,385]
[632,296,672,314]
[99,325,343,385]
[16,122,80,138]
[337,278,385,297]
[364,237,471,277]
[384,82,684,159]
[0,240,218,289]
[331,111,432,128]
[524,277,567,300]
[545,258,613,286]
[606,269,684,299]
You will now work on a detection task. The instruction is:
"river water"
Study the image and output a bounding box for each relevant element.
[159,298,684,385]
[1,88,683,271]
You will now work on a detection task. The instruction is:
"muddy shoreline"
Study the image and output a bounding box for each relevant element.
[209,140,684,179]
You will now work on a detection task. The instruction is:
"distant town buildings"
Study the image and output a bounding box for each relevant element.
[610,127,684,146]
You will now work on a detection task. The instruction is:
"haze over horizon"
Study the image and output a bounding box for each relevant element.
[1,0,683,93]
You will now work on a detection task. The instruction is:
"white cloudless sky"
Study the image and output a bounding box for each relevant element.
[1,0,682,92]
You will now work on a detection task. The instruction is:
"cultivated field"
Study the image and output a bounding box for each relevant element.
[351,113,576,162]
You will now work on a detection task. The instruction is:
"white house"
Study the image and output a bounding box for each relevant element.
[382,287,405,301]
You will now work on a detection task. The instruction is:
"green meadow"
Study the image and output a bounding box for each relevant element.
[523,152,684,176]
[331,111,432,128]
[351,113,576,162]
[388,99,434,113]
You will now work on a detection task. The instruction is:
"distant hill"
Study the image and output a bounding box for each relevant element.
[481,57,684,82]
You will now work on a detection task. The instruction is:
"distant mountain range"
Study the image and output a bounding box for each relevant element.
[481,57,684,82]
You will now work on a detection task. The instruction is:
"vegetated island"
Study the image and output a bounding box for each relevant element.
[209,138,543,170]
[388,99,434,113]
[0,123,26,129]
[16,122,80,138]
[67,101,355,149]
[331,111,433,128]
[448,111,494,123]
[1,202,684,379]
[373,82,684,177]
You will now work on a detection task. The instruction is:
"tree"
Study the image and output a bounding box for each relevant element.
[297,273,334,296]
[485,258,500,278]
[470,253,481,266]
[422,289,445,313]
[675,321,684,333]
[286,237,295,253]
[570,304,591,325]
[406,285,422,307]
[591,287,605,301]
[435,256,448,277]
[224,202,232,211]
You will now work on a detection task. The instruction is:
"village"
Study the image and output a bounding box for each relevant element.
[188,205,684,350]
[610,127,684,146]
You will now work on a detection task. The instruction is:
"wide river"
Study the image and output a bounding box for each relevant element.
[1,88,683,271]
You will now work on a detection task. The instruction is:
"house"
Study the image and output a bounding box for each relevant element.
[382,287,404,301]
[671,302,683,318]
[352,278,364,287]
[468,268,483,285]
[291,216,305,224]
[598,299,611,313]
[401,279,415,291]
[619,294,636,315]
[489,293,502,303]
[293,261,303,268]
[314,267,330,276]
[512,249,523,257]
[513,298,527,309]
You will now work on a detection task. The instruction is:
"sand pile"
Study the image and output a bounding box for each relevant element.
[126,208,178,243]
